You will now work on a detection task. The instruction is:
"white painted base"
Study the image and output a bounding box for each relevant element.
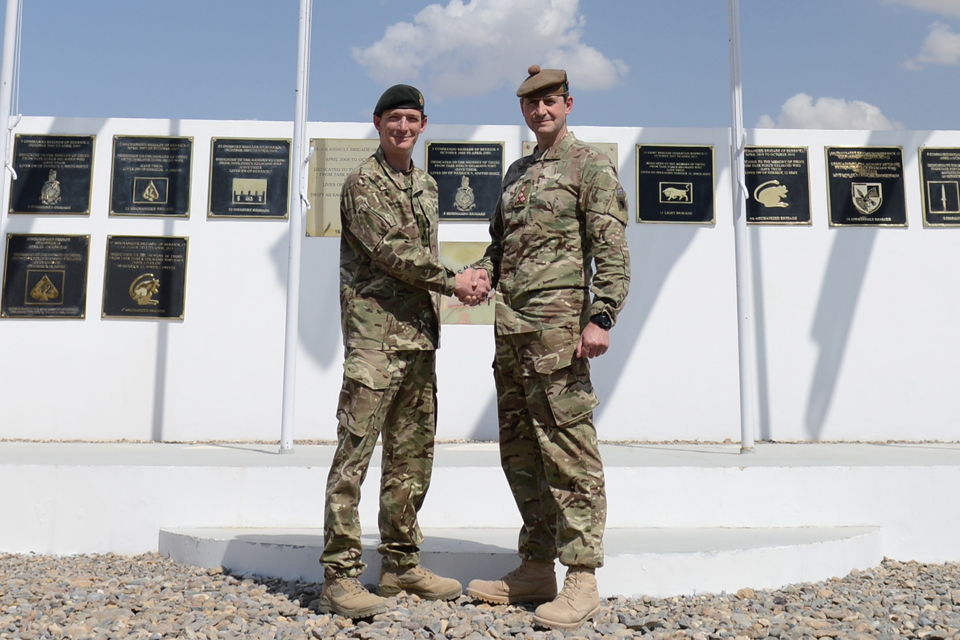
[3,440,959,597]
[158,526,883,598]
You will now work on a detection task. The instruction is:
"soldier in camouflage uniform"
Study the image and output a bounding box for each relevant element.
[465,66,631,630]
[319,84,490,619]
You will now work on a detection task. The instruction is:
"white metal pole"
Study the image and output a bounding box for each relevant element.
[279,0,314,454]
[0,0,22,242]
[727,0,758,454]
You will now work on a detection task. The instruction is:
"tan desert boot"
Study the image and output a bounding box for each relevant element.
[378,565,462,600]
[532,567,600,629]
[317,575,387,619]
[465,558,558,605]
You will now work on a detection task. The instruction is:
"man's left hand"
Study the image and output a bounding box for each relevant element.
[576,323,609,359]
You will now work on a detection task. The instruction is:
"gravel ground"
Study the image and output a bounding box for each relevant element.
[2,553,959,640]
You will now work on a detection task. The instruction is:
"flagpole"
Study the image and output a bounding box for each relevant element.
[279,0,314,454]
[728,0,758,454]
[0,0,22,265]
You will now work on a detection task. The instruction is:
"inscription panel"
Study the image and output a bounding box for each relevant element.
[744,147,811,225]
[102,236,188,319]
[9,135,95,215]
[919,147,960,227]
[209,138,290,218]
[637,144,715,224]
[2,234,89,318]
[825,146,906,227]
[307,138,379,237]
[426,142,503,221]
[110,136,193,217]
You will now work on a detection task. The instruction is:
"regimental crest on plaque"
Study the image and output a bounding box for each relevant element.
[232,178,267,205]
[852,183,882,215]
[133,177,169,205]
[927,181,960,214]
[754,180,790,208]
[40,170,62,205]
[453,176,476,212]
[660,182,693,204]
[26,271,63,305]
[129,274,160,306]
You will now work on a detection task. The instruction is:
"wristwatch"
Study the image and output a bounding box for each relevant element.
[589,312,612,330]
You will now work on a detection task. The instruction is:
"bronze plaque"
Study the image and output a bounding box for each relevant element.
[110,136,193,217]
[426,142,504,221]
[2,234,89,319]
[9,135,95,215]
[744,146,811,225]
[918,147,960,227]
[209,138,290,219]
[636,144,715,224]
[307,138,379,237]
[102,236,188,320]
[825,146,907,227]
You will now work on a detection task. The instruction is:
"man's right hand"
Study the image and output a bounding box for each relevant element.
[454,269,491,306]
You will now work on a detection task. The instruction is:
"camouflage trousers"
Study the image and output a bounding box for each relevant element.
[493,326,607,569]
[321,348,437,578]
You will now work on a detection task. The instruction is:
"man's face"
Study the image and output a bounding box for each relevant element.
[374,108,426,157]
[520,94,573,137]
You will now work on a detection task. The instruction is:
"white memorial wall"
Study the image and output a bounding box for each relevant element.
[1,116,958,443]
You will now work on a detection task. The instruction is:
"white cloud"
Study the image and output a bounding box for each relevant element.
[881,0,960,18]
[756,94,904,130]
[903,22,960,69]
[352,0,628,99]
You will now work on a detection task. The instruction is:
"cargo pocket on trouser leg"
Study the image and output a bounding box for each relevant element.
[337,348,400,438]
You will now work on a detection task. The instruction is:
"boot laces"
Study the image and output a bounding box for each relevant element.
[340,576,367,595]
[556,572,586,604]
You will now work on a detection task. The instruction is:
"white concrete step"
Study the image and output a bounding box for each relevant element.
[159,526,883,598]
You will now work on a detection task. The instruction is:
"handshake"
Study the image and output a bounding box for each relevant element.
[453,268,492,307]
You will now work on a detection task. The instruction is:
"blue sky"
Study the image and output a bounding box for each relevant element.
[4,0,959,131]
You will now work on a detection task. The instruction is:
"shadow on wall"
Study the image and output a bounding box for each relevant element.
[152,119,182,442]
[802,129,933,441]
[469,127,700,439]
[271,124,379,374]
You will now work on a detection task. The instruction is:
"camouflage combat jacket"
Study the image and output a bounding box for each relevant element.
[474,132,630,335]
[340,147,457,351]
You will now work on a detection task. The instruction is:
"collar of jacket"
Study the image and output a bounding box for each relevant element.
[532,131,578,162]
[374,146,423,195]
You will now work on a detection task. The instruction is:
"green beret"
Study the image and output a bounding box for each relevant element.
[374,84,425,117]
[516,65,568,99]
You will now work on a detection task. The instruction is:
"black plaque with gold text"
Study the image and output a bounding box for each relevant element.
[825,146,906,227]
[209,138,290,218]
[110,136,192,217]
[637,144,715,224]
[919,147,960,226]
[9,135,94,215]
[2,234,89,318]
[745,147,810,224]
[102,236,188,319]
[426,142,503,221]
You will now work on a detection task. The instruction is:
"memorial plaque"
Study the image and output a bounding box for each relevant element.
[102,236,188,319]
[9,135,94,215]
[744,146,811,225]
[209,138,290,219]
[522,140,619,171]
[426,142,503,221]
[636,144,715,224]
[439,241,494,325]
[825,146,906,227]
[307,138,379,237]
[918,147,960,227]
[110,136,192,217]
[1,234,89,319]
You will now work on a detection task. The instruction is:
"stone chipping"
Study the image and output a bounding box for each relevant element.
[2,553,960,640]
